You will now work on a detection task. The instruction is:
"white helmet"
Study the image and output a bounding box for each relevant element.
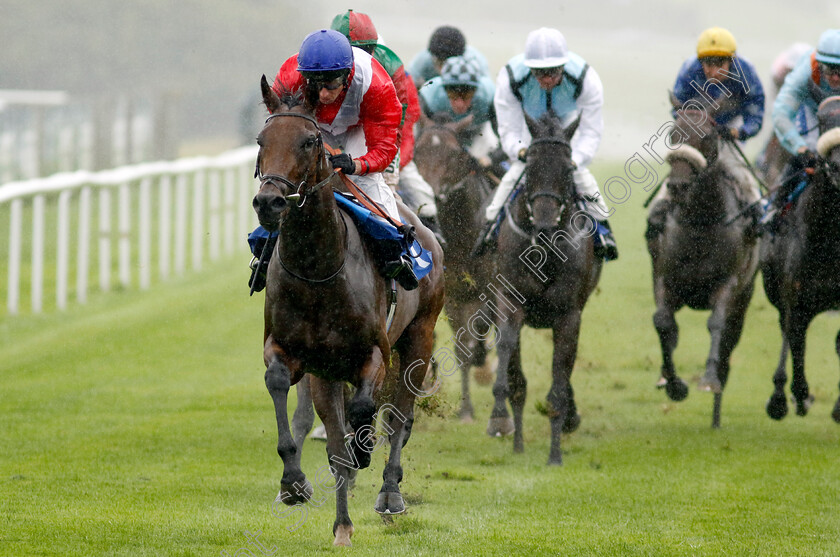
[523,28,569,68]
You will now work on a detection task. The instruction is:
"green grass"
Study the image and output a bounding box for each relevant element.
[3,162,840,556]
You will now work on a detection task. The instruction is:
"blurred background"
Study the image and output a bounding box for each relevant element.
[1,0,837,177]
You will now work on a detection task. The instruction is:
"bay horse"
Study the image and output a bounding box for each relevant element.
[252,76,444,546]
[413,114,496,421]
[647,95,759,428]
[761,96,840,422]
[484,113,602,465]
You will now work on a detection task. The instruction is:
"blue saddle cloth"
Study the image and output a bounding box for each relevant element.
[247,193,434,281]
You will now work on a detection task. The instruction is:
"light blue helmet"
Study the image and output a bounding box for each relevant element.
[816,29,840,65]
[440,56,481,88]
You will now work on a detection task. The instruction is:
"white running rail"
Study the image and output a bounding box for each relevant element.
[1,145,259,316]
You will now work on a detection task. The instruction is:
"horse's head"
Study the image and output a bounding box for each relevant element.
[520,112,577,232]
[252,75,330,231]
[669,90,729,165]
[664,144,709,203]
[817,96,840,171]
[413,113,478,199]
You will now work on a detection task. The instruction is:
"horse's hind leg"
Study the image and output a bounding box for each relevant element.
[309,376,354,546]
[292,375,315,459]
[832,329,840,423]
[374,321,434,515]
[508,342,526,454]
[264,341,312,506]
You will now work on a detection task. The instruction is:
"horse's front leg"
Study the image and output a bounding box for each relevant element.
[264,338,312,506]
[309,376,354,546]
[767,315,790,420]
[346,345,387,470]
[788,312,815,416]
[653,278,687,401]
[487,315,523,437]
[545,311,583,465]
[291,374,315,461]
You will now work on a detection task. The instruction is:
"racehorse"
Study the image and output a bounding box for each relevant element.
[484,112,602,465]
[413,114,496,421]
[252,76,445,546]
[761,96,840,422]
[647,95,760,428]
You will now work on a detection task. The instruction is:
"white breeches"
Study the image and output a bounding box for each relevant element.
[398,160,437,217]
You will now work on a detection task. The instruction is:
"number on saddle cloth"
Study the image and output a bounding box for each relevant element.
[333,192,434,281]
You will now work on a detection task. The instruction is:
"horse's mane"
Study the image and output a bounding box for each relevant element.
[266,87,310,113]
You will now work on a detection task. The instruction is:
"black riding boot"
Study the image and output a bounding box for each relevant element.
[594,219,619,261]
[373,227,420,291]
[645,199,671,242]
[419,214,447,248]
[247,232,277,294]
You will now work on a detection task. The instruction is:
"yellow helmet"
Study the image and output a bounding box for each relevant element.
[696,27,737,58]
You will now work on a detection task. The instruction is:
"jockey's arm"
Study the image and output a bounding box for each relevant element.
[494,66,531,161]
[358,69,403,173]
[570,66,605,168]
[772,57,812,155]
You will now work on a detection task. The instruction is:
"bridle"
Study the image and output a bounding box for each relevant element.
[519,138,576,231]
[255,112,337,208]
[255,111,347,283]
[417,123,488,202]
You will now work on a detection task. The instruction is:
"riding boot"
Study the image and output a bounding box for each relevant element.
[645,199,671,242]
[246,228,278,294]
[593,219,619,261]
[374,228,420,291]
[382,253,420,290]
[419,215,447,249]
[470,220,497,258]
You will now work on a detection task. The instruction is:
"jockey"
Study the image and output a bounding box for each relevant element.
[471,27,618,261]
[408,25,491,89]
[647,27,765,241]
[418,55,502,168]
[767,29,840,222]
[249,29,418,292]
[329,9,445,245]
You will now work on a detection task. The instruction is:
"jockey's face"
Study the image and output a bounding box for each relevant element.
[530,66,564,91]
[821,63,840,90]
[307,76,345,105]
[445,87,476,114]
[700,57,732,82]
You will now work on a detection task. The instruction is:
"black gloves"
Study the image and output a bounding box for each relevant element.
[329,153,355,174]
[792,149,818,171]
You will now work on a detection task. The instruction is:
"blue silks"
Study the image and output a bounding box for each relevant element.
[247,193,434,281]
[333,193,434,281]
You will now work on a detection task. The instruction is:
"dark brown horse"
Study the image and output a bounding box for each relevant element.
[647,97,759,428]
[413,115,496,421]
[761,97,840,422]
[484,113,602,465]
[252,77,444,546]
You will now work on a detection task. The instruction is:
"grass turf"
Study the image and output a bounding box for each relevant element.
[2,162,840,556]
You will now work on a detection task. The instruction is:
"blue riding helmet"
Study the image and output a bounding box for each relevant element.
[816,29,840,65]
[297,29,354,72]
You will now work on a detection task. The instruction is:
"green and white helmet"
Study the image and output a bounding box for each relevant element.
[440,56,481,88]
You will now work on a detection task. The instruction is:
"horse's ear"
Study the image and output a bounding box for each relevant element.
[524,111,540,137]
[452,113,475,134]
[668,90,681,110]
[564,115,581,141]
[261,75,281,114]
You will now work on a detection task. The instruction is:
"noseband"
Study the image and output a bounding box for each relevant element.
[255,112,337,207]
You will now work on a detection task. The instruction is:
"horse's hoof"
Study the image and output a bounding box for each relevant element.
[698,374,722,394]
[831,399,840,423]
[665,378,689,402]
[277,479,313,505]
[333,524,354,546]
[794,394,814,416]
[459,411,475,424]
[562,412,581,433]
[766,393,788,420]
[547,454,563,466]
[374,491,406,515]
[486,417,515,437]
